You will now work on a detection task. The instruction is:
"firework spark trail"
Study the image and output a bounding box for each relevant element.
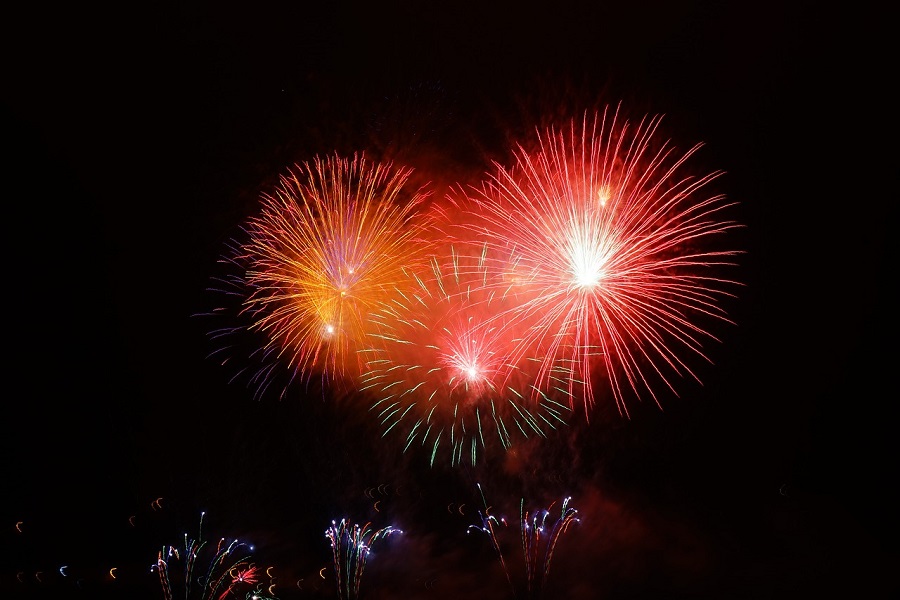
[157,553,173,600]
[520,496,579,598]
[358,240,573,467]
[208,153,435,397]
[325,518,402,600]
[467,483,515,596]
[153,512,263,600]
[468,484,580,599]
[453,103,743,417]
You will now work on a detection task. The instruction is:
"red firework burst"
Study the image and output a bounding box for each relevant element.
[358,239,573,467]
[451,104,743,417]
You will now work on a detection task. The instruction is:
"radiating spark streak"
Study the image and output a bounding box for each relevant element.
[218,565,260,600]
[15,521,23,533]
[451,104,742,418]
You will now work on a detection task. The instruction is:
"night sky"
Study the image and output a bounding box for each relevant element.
[3,2,894,599]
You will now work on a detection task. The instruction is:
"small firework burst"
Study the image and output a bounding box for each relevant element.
[359,241,572,467]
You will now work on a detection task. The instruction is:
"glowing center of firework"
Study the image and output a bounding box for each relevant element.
[563,218,610,289]
[445,351,484,383]
[323,324,335,336]
[569,240,607,289]
[449,354,481,381]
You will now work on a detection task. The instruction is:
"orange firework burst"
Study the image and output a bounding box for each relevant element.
[358,242,572,467]
[230,153,435,390]
[454,104,744,417]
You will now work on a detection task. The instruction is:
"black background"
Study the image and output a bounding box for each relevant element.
[3,1,894,599]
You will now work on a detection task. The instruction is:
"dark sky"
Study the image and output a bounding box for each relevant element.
[3,2,894,599]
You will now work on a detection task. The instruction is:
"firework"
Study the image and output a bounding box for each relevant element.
[467,483,580,599]
[153,512,272,600]
[519,495,579,598]
[206,153,435,398]
[454,103,743,416]
[358,240,573,467]
[325,518,402,600]
[467,483,515,595]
